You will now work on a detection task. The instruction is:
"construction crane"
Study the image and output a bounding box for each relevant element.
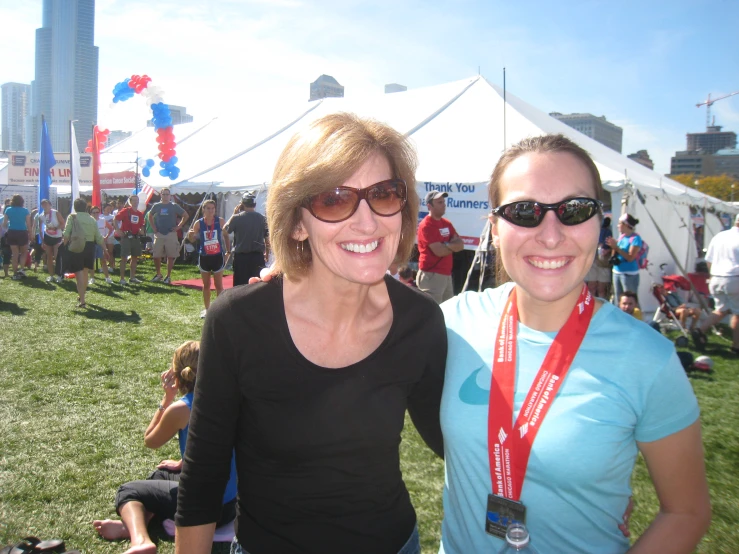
[696,91,739,129]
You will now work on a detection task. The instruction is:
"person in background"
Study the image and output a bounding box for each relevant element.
[91,206,114,285]
[1,194,32,280]
[585,216,612,299]
[175,113,445,554]
[618,290,643,320]
[62,198,108,308]
[93,341,237,554]
[103,203,118,272]
[115,195,146,285]
[397,265,417,288]
[692,213,739,354]
[0,210,8,278]
[34,199,65,283]
[606,213,643,302]
[187,199,231,319]
[223,192,269,286]
[148,188,188,284]
[439,134,709,552]
[416,191,464,303]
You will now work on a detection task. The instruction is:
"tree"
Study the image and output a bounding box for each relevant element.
[670,173,738,201]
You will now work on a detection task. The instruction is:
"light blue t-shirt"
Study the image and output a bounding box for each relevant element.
[4,206,30,231]
[439,283,699,554]
[612,233,642,275]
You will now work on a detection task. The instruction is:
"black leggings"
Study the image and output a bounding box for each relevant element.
[115,468,236,525]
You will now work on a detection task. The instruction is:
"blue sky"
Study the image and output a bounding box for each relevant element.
[1,0,737,174]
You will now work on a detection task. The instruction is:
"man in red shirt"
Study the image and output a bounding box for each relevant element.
[416,191,464,303]
[114,195,146,284]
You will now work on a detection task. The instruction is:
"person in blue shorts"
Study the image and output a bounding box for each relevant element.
[439,134,710,553]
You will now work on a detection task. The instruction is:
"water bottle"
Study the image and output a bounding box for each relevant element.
[496,523,540,553]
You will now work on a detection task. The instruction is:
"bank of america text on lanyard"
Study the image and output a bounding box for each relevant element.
[485,284,594,538]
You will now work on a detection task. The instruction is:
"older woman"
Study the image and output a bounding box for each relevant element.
[439,135,710,552]
[186,199,231,319]
[606,213,643,302]
[175,114,446,554]
[63,198,108,308]
[2,194,32,280]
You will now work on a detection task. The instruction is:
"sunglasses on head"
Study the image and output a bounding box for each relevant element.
[491,197,602,228]
[303,179,407,223]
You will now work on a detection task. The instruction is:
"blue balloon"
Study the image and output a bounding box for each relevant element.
[142,167,150,177]
[169,156,178,165]
[160,169,168,177]
[146,158,155,168]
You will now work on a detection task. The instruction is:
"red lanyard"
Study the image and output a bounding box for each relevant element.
[488,284,594,501]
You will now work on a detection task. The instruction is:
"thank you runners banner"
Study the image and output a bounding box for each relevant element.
[415,181,490,248]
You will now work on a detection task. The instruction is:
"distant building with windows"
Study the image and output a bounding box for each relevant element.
[549,112,623,153]
[686,126,736,155]
[146,105,193,127]
[1,82,32,151]
[106,130,132,147]
[309,75,344,101]
[670,125,738,178]
[385,83,407,94]
[627,150,654,170]
[31,0,99,152]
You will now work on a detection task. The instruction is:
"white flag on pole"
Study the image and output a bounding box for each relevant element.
[69,120,81,203]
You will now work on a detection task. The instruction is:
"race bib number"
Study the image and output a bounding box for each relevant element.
[131,215,139,224]
[204,231,221,255]
[440,227,451,238]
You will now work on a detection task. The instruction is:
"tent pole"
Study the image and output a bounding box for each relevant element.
[502,67,506,150]
[462,217,491,293]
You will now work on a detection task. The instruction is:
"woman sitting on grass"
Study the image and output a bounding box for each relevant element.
[93,341,237,554]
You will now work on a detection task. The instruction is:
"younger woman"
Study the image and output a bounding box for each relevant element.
[186,199,231,319]
[93,341,237,554]
[606,213,643,302]
[2,194,31,280]
[35,199,65,283]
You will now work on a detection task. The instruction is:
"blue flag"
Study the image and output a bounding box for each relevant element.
[39,117,56,208]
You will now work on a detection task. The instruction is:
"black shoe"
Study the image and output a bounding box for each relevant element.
[691,329,708,352]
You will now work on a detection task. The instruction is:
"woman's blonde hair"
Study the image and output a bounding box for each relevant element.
[172,340,199,394]
[489,134,604,284]
[267,112,419,278]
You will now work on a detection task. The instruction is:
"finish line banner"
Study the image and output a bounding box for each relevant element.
[415,181,490,249]
[7,151,93,186]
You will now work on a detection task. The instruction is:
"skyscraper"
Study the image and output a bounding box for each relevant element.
[31,0,99,152]
[309,75,344,101]
[1,82,32,151]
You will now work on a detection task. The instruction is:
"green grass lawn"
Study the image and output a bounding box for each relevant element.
[0,261,736,553]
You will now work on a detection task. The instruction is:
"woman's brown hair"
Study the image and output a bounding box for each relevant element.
[267,112,419,278]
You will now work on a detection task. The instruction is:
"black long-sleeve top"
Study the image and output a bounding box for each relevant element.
[176,276,446,554]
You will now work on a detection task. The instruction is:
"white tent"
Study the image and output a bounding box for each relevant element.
[99,76,736,311]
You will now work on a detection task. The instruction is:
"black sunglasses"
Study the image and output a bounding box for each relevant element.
[491,197,602,228]
[303,179,407,223]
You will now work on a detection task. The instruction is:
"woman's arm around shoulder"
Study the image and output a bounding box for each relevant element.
[629,420,711,553]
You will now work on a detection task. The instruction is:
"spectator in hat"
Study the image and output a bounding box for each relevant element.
[606,212,643,302]
[415,190,464,303]
[223,192,268,286]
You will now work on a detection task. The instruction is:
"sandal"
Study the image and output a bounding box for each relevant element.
[0,537,65,554]
[76,301,86,309]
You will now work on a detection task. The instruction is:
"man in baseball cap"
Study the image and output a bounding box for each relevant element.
[224,191,268,286]
[416,190,463,303]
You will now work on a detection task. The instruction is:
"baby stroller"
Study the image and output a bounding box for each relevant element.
[651,277,691,348]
